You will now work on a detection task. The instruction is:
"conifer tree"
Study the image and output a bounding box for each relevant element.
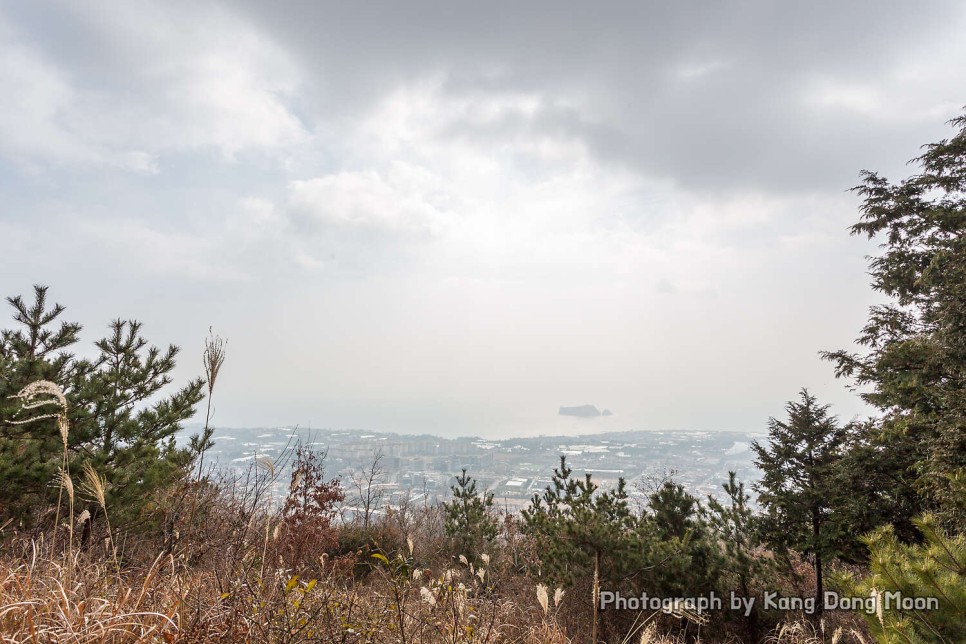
[705,472,764,600]
[522,457,632,641]
[842,514,965,643]
[0,286,82,520]
[0,286,205,528]
[523,457,640,587]
[820,110,966,640]
[523,457,690,640]
[645,480,723,599]
[752,389,849,613]
[823,111,966,532]
[443,468,497,558]
[648,480,700,541]
[706,472,769,641]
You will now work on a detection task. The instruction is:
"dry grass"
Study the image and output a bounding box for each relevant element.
[0,434,876,643]
[763,618,871,644]
[0,470,878,644]
[0,538,571,643]
[0,544,178,642]
[0,465,576,643]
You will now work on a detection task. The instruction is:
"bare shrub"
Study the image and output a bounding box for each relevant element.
[276,444,344,574]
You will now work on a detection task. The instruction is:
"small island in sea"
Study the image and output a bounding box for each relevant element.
[558,404,613,418]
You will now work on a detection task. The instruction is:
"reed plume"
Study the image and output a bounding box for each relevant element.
[197,329,227,478]
[80,462,117,568]
[9,380,71,553]
[536,584,549,614]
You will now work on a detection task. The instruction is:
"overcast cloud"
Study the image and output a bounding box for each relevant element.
[1,1,964,437]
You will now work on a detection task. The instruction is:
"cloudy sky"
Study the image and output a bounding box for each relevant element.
[2,1,964,437]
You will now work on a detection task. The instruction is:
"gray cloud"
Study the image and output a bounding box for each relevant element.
[228,0,966,193]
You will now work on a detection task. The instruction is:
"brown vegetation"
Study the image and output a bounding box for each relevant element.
[0,447,874,643]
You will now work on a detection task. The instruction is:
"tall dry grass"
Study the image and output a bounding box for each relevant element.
[0,504,571,642]
[0,542,179,642]
[0,441,572,642]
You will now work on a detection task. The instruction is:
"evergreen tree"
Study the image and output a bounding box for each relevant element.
[646,479,721,598]
[823,111,966,531]
[648,480,700,541]
[522,457,688,640]
[0,286,82,520]
[0,286,205,528]
[832,419,925,549]
[522,457,638,587]
[443,468,497,558]
[706,472,770,641]
[841,514,965,643]
[752,389,849,613]
[705,472,765,600]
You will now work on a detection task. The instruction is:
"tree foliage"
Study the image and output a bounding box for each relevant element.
[706,472,767,597]
[823,112,966,531]
[277,444,345,573]
[523,456,640,587]
[521,457,698,601]
[648,480,700,541]
[0,286,205,528]
[645,479,723,599]
[752,389,849,610]
[841,514,965,643]
[706,471,771,640]
[443,468,497,559]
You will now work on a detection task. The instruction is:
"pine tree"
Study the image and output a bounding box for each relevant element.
[752,389,849,614]
[0,286,82,520]
[832,419,925,549]
[706,472,764,600]
[819,110,966,642]
[841,514,965,643]
[823,111,966,531]
[443,468,497,559]
[706,472,770,641]
[0,286,205,528]
[523,457,636,586]
[648,480,700,541]
[522,457,688,640]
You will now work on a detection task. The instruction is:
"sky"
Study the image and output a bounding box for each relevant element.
[1,1,965,438]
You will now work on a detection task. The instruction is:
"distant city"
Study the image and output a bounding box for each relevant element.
[185,425,765,513]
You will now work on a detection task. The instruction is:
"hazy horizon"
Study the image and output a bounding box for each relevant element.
[3,1,965,437]
[182,417,765,442]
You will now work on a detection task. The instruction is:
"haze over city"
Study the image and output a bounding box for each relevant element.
[3,1,966,437]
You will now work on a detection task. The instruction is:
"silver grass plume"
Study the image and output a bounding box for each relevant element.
[536,584,549,614]
[203,331,226,396]
[11,382,73,554]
